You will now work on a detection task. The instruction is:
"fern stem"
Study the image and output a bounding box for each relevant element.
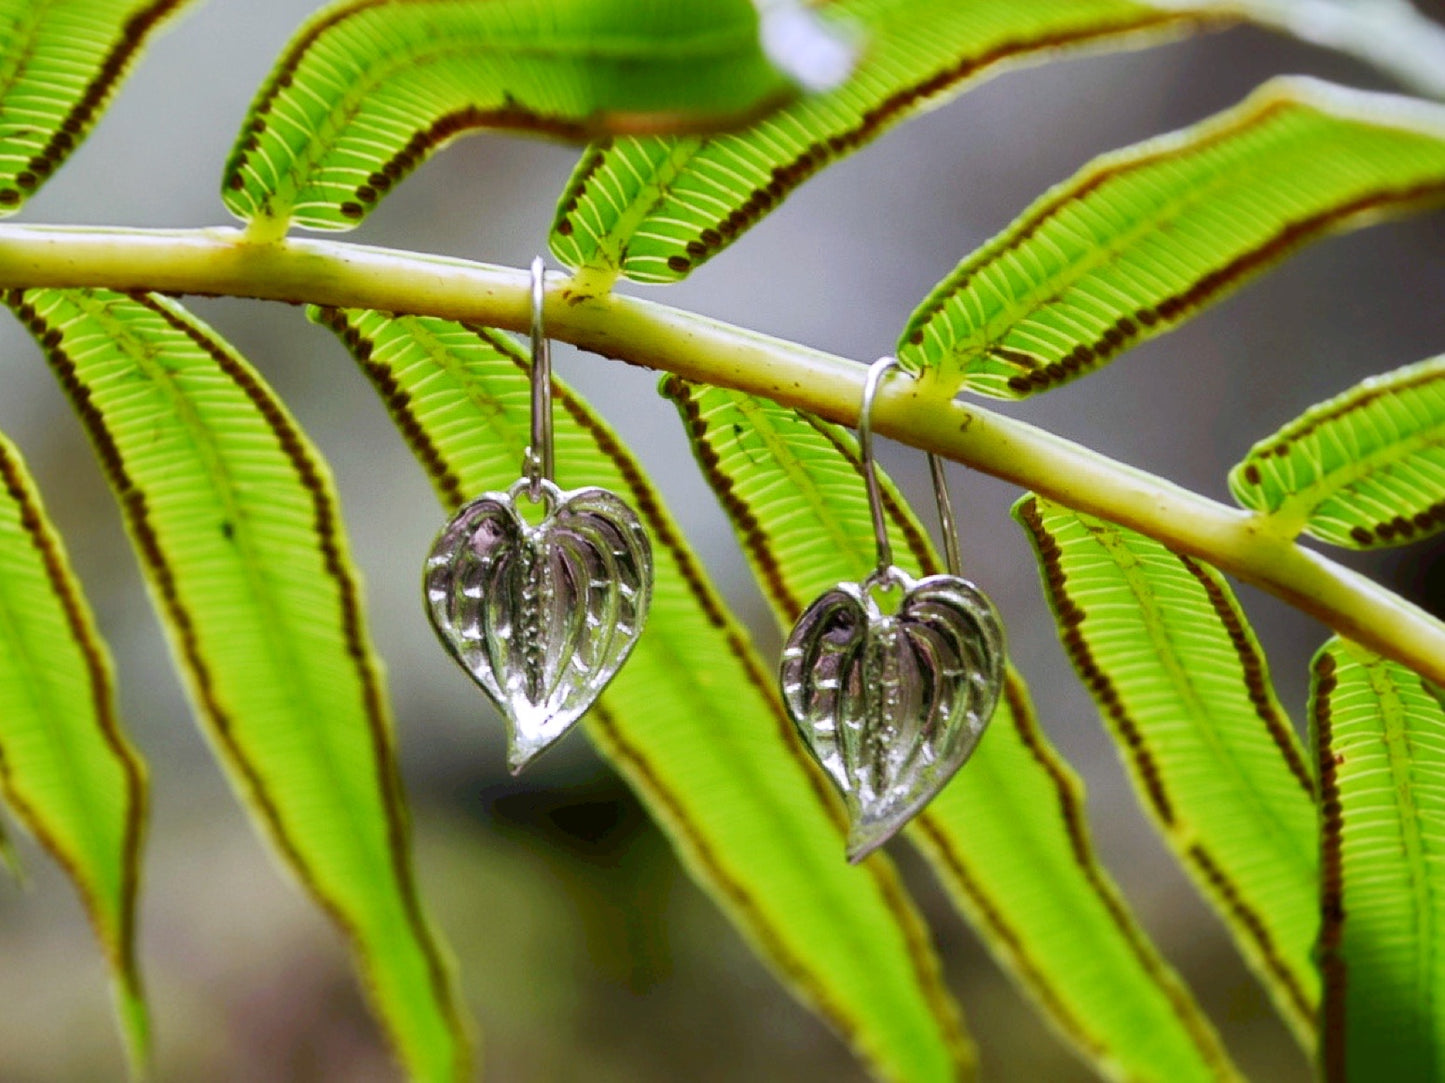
[0,223,1439,684]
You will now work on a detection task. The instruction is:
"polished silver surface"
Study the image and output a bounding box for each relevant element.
[780,567,1004,861]
[425,477,652,772]
[525,255,554,493]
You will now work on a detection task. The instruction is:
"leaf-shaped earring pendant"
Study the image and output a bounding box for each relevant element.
[780,357,1004,861]
[424,258,653,772]
[425,476,650,772]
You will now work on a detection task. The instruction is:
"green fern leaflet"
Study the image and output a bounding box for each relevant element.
[898,78,1445,398]
[222,0,818,237]
[1312,639,1445,1081]
[1231,353,1445,548]
[0,427,148,1069]
[0,0,194,215]
[1015,495,1319,1045]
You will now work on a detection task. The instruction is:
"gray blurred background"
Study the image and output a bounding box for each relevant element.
[0,2,1440,1079]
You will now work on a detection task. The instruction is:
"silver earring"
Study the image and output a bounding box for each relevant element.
[779,356,1005,861]
[424,258,653,773]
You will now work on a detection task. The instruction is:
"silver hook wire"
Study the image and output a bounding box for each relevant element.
[859,356,965,580]
[928,452,962,576]
[859,356,899,581]
[525,255,554,497]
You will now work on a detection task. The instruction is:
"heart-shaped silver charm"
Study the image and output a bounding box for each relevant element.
[425,476,652,772]
[781,566,1004,861]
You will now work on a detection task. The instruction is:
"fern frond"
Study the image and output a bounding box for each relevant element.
[549,0,1210,287]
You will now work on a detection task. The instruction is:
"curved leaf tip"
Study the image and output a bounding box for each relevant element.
[0,420,149,1069]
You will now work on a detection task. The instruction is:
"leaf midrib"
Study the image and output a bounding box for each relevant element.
[727,393,874,571]
[948,141,1290,363]
[583,138,707,278]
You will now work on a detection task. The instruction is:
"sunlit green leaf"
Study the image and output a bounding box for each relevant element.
[1312,638,1445,1081]
[0,0,194,215]
[549,0,1207,287]
[5,289,470,1083]
[661,379,1239,1079]
[311,307,975,1083]
[0,426,148,1071]
[1015,495,1319,1045]
[1230,353,1445,549]
[222,0,820,237]
[898,77,1445,398]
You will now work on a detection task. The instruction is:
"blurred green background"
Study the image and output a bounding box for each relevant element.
[0,1,1441,1079]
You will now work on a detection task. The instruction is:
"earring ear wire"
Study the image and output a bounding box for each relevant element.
[928,451,963,577]
[858,357,965,578]
[857,355,899,581]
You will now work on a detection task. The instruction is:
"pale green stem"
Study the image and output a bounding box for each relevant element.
[0,223,1439,685]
